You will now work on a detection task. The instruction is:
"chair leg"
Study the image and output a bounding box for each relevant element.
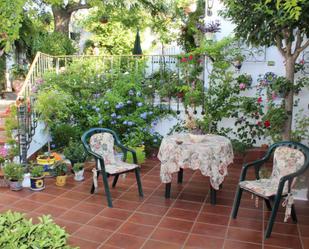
[101,170,113,208]
[177,168,183,184]
[112,174,119,188]
[134,168,143,197]
[165,183,171,198]
[264,199,272,211]
[90,170,100,194]
[291,204,298,223]
[265,195,281,238]
[231,187,243,218]
[210,185,216,205]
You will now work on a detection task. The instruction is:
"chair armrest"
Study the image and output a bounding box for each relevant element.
[82,143,105,166]
[117,143,138,164]
[240,156,271,181]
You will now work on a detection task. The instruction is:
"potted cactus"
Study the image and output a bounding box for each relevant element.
[3,163,24,191]
[72,163,84,182]
[54,161,68,187]
[30,165,45,191]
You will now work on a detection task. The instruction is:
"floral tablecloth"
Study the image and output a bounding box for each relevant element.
[158,134,234,190]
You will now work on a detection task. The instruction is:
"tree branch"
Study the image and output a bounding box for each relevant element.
[283,28,292,56]
[67,2,92,14]
[275,35,286,58]
[294,39,309,58]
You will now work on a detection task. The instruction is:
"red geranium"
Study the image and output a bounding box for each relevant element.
[264,120,271,128]
[257,97,262,104]
[188,54,193,60]
[257,121,262,127]
[181,57,187,63]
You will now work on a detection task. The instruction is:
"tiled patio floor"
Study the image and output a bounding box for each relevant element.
[0,158,308,249]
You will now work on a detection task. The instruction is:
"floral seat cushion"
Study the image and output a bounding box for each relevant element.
[90,133,139,175]
[239,146,305,198]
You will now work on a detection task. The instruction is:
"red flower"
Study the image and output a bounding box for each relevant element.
[264,120,271,128]
[257,97,262,104]
[181,57,187,63]
[300,59,305,65]
[188,54,193,60]
[257,121,262,126]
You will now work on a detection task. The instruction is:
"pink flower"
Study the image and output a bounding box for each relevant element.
[0,147,8,158]
[239,83,246,90]
[272,92,276,100]
[181,57,187,63]
[300,59,305,65]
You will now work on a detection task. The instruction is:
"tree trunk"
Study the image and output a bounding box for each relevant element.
[282,56,295,140]
[52,6,71,36]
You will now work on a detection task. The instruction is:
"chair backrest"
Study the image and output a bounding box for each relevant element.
[81,128,122,165]
[270,146,305,182]
[90,133,116,165]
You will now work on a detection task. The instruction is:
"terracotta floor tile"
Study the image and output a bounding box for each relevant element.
[74,202,105,215]
[54,219,83,234]
[159,217,194,233]
[105,233,146,248]
[266,221,299,236]
[142,239,182,249]
[118,222,154,238]
[202,204,232,216]
[68,236,101,249]
[43,186,68,196]
[166,208,199,221]
[184,234,224,249]
[299,224,309,237]
[197,213,230,226]
[61,190,90,201]
[59,210,94,224]
[224,240,262,249]
[112,199,140,211]
[302,237,309,249]
[34,204,67,217]
[73,225,112,243]
[137,203,169,216]
[11,199,41,212]
[151,228,188,245]
[128,212,161,226]
[25,192,55,203]
[99,208,132,220]
[48,197,81,209]
[87,216,123,231]
[192,222,227,238]
[264,233,303,249]
[0,194,20,205]
[173,200,203,211]
[229,217,263,231]
[227,227,263,244]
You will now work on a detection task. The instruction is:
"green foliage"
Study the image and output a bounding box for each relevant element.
[35,89,73,128]
[0,0,25,53]
[31,32,76,56]
[10,64,28,79]
[72,163,84,172]
[262,105,288,141]
[0,211,76,248]
[0,57,6,92]
[54,161,68,176]
[231,139,250,154]
[30,165,44,178]
[3,163,24,181]
[38,58,169,148]
[291,110,309,144]
[63,140,87,164]
[51,124,81,149]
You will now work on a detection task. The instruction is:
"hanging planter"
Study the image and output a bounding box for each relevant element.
[99,15,109,24]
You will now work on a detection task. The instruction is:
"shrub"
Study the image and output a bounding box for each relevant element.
[0,211,76,248]
[63,140,87,164]
[3,163,24,181]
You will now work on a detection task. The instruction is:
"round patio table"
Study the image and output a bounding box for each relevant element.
[158,133,234,204]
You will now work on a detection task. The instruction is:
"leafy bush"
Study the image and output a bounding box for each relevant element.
[0,211,76,248]
[32,32,76,56]
[63,140,87,164]
[3,163,24,181]
[54,161,68,176]
[30,165,44,178]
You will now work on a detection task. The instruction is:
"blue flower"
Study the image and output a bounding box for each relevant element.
[127,100,132,104]
[51,144,56,148]
[116,102,124,109]
[153,139,158,143]
[104,101,109,105]
[117,115,122,119]
[136,91,141,97]
[123,120,128,125]
[111,120,116,125]
[98,119,103,125]
[111,113,117,118]
[152,121,157,126]
[148,111,153,115]
[150,128,155,134]
[140,112,147,119]
[128,90,134,96]
[95,107,100,112]
[127,121,134,126]
[92,106,97,110]
[137,102,143,107]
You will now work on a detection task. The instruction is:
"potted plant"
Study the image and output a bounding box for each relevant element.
[29,165,45,191]
[54,161,68,187]
[37,153,56,177]
[3,163,24,191]
[233,54,245,70]
[63,140,87,167]
[72,163,84,182]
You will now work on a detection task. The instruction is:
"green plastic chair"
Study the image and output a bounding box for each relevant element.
[231,141,309,238]
[81,128,143,207]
